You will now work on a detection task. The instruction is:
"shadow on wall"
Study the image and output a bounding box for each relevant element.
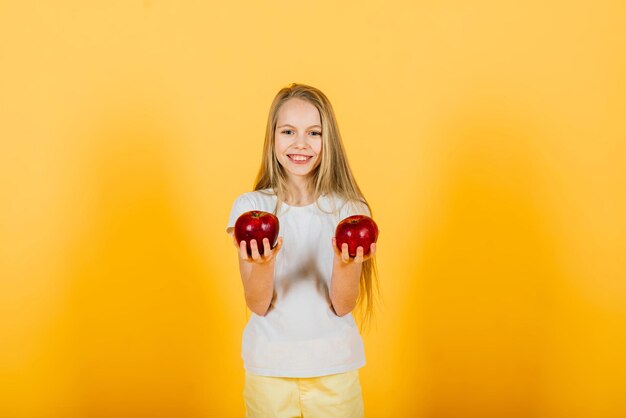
[59,107,235,417]
[406,101,563,418]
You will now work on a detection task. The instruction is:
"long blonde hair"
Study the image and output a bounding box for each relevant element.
[253,82,380,333]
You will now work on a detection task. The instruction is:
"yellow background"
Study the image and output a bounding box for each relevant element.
[1,1,625,417]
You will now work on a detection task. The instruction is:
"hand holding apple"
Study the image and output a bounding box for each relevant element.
[234,210,279,254]
[233,234,283,264]
[332,236,376,264]
[334,215,379,262]
[233,210,281,262]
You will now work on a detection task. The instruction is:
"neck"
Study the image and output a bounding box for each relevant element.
[284,176,315,206]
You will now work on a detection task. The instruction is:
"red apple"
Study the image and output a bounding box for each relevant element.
[234,211,280,256]
[335,215,379,258]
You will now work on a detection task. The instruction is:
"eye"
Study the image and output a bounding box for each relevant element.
[310,131,321,136]
[281,130,293,135]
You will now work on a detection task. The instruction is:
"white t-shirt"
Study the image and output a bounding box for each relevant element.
[227,188,371,377]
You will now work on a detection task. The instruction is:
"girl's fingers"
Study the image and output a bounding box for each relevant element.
[331,237,342,258]
[332,239,377,264]
[236,237,284,264]
[355,246,364,263]
[369,243,376,257]
[341,243,350,263]
[274,236,283,253]
[250,239,261,261]
[362,243,376,261]
[262,238,271,256]
[239,239,249,260]
[265,237,283,261]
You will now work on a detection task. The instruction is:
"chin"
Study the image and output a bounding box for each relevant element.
[288,170,315,178]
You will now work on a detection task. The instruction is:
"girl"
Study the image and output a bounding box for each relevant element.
[226,83,379,418]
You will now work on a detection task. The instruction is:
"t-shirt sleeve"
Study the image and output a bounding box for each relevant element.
[226,194,254,233]
[338,199,372,220]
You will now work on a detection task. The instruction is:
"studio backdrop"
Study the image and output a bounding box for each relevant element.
[1,1,624,417]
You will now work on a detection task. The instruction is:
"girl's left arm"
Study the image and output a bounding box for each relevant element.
[329,238,376,316]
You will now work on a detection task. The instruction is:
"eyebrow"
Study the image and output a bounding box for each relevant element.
[277,124,321,129]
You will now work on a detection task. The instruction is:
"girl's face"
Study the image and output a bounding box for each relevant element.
[274,98,323,182]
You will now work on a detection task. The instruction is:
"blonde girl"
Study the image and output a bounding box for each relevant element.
[226,83,379,418]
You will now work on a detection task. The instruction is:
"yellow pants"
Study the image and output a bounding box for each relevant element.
[243,369,364,418]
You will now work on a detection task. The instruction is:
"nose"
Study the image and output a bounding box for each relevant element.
[294,132,308,148]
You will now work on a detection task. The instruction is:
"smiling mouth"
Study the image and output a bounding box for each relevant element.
[288,154,313,162]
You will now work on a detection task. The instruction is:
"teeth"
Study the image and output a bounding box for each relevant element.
[289,155,310,161]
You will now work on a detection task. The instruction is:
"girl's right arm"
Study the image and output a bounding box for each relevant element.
[229,232,283,316]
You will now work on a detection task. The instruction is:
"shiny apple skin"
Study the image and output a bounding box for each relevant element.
[234,211,280,256]
[335,215,379,258]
